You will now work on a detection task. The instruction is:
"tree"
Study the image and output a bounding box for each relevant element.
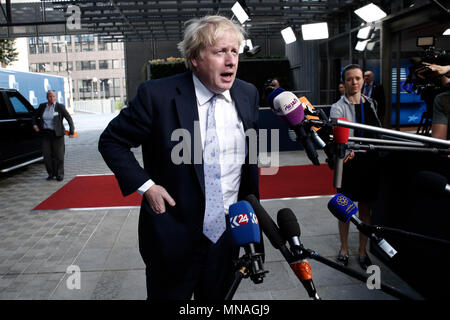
[0,39,19,67]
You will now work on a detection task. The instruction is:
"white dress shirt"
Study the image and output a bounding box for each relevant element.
[42,103,55,130]
[138,74,246,214]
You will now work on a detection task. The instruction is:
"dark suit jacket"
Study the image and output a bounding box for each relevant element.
[363,82,386,121]
[98,71,260,273]
[32,102,75,136]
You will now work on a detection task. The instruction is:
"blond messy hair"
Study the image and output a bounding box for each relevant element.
[178,15,245,70]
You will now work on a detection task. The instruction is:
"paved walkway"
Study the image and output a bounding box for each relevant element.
[0,113,422,300]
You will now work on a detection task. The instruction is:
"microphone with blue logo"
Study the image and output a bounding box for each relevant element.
[328,194,398,259]
[225,200,268,300]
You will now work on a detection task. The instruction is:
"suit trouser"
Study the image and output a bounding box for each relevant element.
[145,223,238,300]
[42,130,65,177]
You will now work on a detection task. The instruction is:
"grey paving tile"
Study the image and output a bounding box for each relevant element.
[103,247,145,270]
[73,248,111,271]
[90,270,128,300]
[114,269,147,300]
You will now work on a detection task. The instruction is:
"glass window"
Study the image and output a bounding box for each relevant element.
[53,62,71,72]
[98,60,111,69]
[99,79,111,98]
[9,96,29,114]
[77,79,93,100]
[53,62,61,72]
[76,60,96,71]
[112,78,121,97]
[35,63,49,72]
[112,59,120,69]
[98,41,112,51]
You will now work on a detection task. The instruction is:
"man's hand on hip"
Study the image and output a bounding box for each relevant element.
[144,184,176,214]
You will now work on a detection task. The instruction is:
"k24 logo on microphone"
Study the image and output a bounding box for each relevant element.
[230,212,259,228]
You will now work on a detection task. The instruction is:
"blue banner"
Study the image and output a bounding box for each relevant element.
[0,69,66,109]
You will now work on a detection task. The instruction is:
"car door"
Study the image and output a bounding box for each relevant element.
[0,90,20,166]
[2,90,42,164]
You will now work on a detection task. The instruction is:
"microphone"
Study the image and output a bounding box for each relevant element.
[266,89,320,166]
[415,171,450,196]
[328,194,398,259]
[299,96,328,149]
[244,195,291,257]
[277,208,320,300]
[229,200,267,284]
[245,195,320,300]
[332,120,350,188]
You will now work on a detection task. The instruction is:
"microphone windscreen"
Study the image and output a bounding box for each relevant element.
[229,200,260,246]
[272,91,305,127]
[266,87,285,109]
[415,171,447,195]
[277,208,301,239]
[327,193,358,223]
[245,195,286,249]
[333,118,350,144]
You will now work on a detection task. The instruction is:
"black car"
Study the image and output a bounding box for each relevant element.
[0,88,42,173]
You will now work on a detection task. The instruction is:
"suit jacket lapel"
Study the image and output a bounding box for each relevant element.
[174,72,205,196]
[230,83,252,131]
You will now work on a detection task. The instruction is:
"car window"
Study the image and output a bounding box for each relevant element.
[8,95,31,115]
[8,92,30,116]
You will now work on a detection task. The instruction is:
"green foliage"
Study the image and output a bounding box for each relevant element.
[115,100,125,110]
[0,39,19,67]
[148,60,187,80]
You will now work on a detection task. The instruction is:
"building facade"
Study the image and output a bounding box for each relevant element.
[27,35,126,104]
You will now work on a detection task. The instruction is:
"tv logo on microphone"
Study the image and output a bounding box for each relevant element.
[230,212,258,229]
[282,97,299,113]
[336,195,357,213]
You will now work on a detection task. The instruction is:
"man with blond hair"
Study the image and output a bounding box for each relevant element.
[99,15,261,300]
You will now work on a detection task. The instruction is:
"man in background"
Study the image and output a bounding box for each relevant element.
[32,90,75,181]
[362,70,386,123]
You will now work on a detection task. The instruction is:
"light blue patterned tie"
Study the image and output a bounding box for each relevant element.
[203,94,225,243]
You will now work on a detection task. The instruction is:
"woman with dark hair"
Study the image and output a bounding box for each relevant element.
[330,64,382,270]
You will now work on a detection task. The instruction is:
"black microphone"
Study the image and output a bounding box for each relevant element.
[415,171,450,196]
[277,208,320,300]
[266,89,320,166]
[245,195,321,300]
[244,195,292,259]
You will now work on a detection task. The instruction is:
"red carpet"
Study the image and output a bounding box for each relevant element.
[33,165,335,211]
[259,164,335,199]
[33,175,142,211]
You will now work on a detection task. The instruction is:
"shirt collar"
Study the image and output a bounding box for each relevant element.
[192,73,232,105]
